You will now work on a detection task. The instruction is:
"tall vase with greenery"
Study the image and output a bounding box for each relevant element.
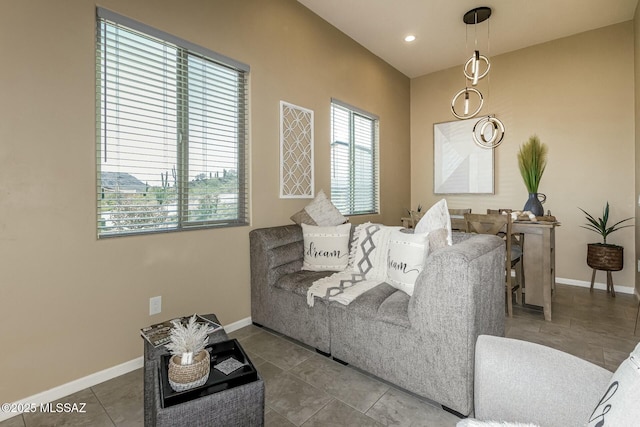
[517,135,548,216]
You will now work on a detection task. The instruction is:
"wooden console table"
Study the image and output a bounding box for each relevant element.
[512,221,558,321]
[401,216,558,321]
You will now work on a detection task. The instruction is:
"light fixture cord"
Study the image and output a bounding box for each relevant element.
[474,11,478,50]
[464,21,469,88]
[487,14,491,112]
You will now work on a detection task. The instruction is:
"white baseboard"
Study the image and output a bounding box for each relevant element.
[0,357,143,422]
[223,316,253,333]
[0,316,253,422]
[556,277,635,295]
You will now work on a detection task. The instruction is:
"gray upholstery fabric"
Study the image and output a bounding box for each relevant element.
[473,335,612,427]
[276,270,334,296]
[250,225,331,353]
[154,379,264,427]
[373,287,411,328]
[330,234,505,416]
[250,225,506,416]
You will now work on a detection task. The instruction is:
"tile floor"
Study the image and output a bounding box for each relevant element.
[2,284,639,427]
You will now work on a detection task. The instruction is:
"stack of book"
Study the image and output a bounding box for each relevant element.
[140,314,223,348]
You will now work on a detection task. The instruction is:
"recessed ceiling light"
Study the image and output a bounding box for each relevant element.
[404,35,416,42]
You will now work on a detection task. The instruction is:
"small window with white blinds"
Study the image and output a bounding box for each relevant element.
[330,100,379,216]
[96,8,249,238]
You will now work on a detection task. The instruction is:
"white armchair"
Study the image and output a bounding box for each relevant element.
[458,335,640,427]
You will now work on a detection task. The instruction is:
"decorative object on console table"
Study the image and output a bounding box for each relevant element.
[579,202,633,297]
[409,204,423,228]
[517,135,547,216]
[165,315,211,392]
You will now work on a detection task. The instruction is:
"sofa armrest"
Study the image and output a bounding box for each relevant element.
[250,225,304,288]
[473,335,612,427]
[250,224,305,325]
[409,233,505,337]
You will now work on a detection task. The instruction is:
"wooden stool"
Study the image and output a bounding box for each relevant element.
[589,268,618,297]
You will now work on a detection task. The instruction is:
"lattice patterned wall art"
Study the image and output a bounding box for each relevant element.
[280,101,314,198]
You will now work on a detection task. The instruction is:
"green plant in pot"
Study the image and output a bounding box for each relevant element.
[517,135,548,216]
[579,202,633,290]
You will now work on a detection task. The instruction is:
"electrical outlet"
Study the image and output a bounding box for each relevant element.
[149,296,162,315]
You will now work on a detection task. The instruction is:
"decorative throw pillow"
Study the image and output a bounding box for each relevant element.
[351,223,402,281]
[415,199,453,245]
[290,189,347,226]
[290,209,317,226]
[302,223,351,271]
[386,230,429,296]
[586,341,640,426]
[428,228,449,252]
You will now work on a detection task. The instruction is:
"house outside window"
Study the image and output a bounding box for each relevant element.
[96,8,249,238]
[330,99,379,216]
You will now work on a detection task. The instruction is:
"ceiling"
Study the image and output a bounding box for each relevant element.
[298,0,639,78]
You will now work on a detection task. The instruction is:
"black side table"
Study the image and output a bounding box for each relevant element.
[143,314,264,427]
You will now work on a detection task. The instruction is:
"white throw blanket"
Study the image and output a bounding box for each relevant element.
[307,223,400,307]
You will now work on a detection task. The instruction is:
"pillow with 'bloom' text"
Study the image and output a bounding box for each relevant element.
[386,229,429,296]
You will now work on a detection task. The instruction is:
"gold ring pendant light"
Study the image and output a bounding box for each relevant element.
[450,7,505,149]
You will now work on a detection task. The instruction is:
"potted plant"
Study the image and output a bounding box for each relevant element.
[579,202,633,272]
[408,203,424,228]
[517,135,548,216]
[165,315,211,392]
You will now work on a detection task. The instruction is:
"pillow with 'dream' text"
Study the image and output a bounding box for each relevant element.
[302,223,351,271]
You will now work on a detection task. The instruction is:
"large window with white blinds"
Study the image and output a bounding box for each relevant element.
[330,100,379,216]
[96,8,249,238]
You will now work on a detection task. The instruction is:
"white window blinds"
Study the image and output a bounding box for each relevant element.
[330,100,379,215]
[96,8,249,237]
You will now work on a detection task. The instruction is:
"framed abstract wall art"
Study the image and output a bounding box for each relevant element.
[433,118,494,194]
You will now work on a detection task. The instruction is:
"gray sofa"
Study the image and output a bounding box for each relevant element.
[249,224,506,416]
[458,335,638,427]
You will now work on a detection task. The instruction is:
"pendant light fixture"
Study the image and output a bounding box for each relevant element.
[450,6,505,149]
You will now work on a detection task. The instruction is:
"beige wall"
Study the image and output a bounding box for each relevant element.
[411,23,636,289]
[0,0,410,402]
[635,3,640,299]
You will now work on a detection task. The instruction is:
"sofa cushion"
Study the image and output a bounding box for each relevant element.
[337,283,410,328]
[586,341,640,426]
[302,223,351,271]
[290,189,347,226]
[386,230,429,296]
[276,270,335,297]
[376,289,411,328]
